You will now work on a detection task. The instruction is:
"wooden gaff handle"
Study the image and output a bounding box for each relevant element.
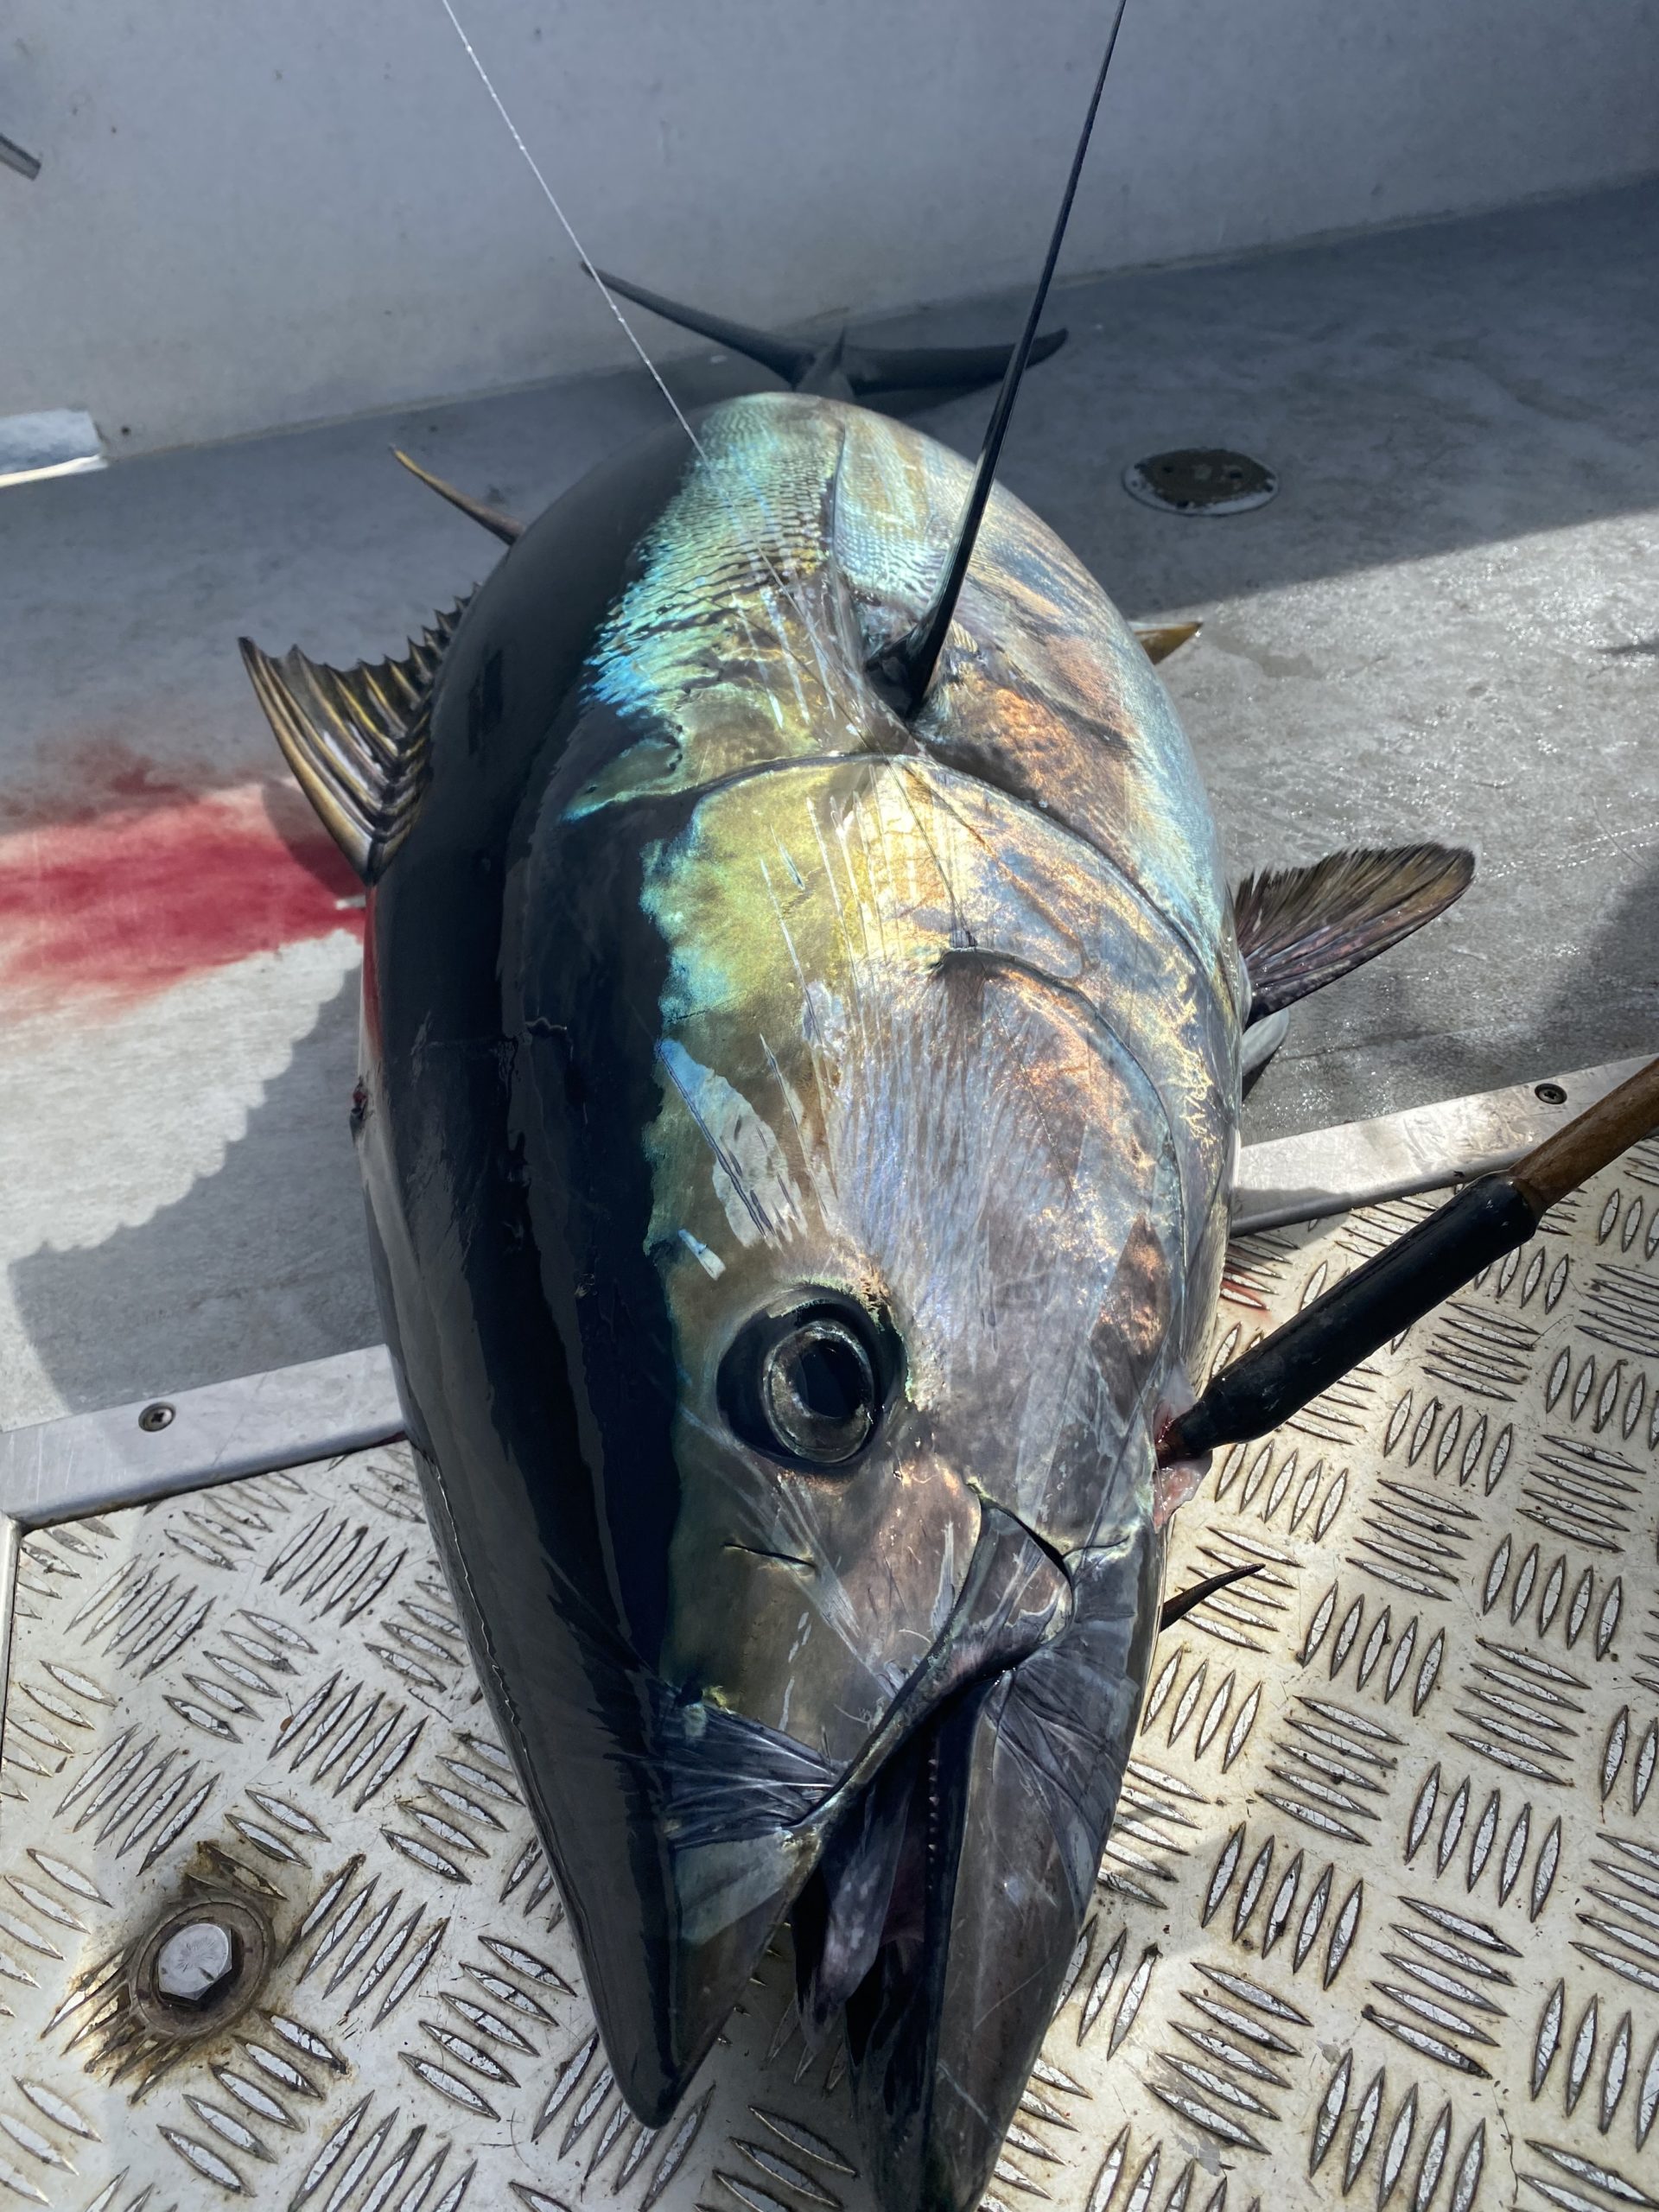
[1513,1056,1659,1215]
[1159,1053,1659,1465]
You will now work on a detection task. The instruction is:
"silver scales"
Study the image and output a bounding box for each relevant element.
[0,1060,1654,2212]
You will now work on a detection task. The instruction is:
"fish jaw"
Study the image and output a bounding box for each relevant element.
[611,1497,1073,2122]
[634,1493,1152,2206]
[833,1522,1161,2212]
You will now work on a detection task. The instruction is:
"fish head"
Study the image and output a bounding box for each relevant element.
[641,756,1189,1711]
[508,723,1224,2204]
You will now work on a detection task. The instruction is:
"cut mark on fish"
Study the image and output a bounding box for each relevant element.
[677,1230,727,1280]
[656,1040,805,1245]
[725,1543,816,1575]
[1153,1458,1209,1533]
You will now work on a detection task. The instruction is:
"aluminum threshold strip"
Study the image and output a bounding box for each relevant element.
[1230,1051,1649,1233]
[0,1054,1645,1529]
[0,1342,402,1529]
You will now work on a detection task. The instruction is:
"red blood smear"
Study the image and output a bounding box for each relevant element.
[0,754,364,1016]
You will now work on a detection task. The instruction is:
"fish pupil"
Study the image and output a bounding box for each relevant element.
[763,1319,876,1465]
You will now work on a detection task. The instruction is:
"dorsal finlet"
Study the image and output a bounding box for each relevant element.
[239,595,472,882]
[391,448,524,544]
[869,0,1133,720]
[1134,620,1202,665]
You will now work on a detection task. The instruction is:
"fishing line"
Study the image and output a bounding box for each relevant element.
[433,0,843,716]
[435,0,708,455]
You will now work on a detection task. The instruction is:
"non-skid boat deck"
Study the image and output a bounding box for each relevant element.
[0,1078,1654,2211]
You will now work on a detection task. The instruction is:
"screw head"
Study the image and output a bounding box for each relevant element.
[1535,1081,1568,1106]
[131,1897,270,2037]
[138,1402,175,1433]
[154,1917,237,2006]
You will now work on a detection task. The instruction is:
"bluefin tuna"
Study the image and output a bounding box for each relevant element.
[240,38,1472,2209]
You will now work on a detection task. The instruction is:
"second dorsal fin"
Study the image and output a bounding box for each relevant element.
[238,597,470,882]
[391,448,524,543]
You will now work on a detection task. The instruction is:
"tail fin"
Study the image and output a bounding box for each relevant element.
[590,265,1065,406]
[842,328,1067,401]
[869,0,1134,718]
[590,266,817,385]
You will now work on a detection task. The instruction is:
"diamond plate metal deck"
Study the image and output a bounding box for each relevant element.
[1,1137,1656,2210]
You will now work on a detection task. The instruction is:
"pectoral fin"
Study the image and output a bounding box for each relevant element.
[1159,1561,1262,1630]
[1236,842,1474,1020]
[238,599,470,881]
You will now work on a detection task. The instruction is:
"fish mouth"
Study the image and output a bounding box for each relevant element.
[606,1500,1157,2212]
[789,1516,1162,2212]
[610,1500,1070,2131]
[787,1503,1071,2043]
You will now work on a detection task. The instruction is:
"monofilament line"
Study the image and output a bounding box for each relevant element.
[435,0,712,462]
[433,0,842,717]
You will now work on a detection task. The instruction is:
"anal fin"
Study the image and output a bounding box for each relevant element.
[1236,842,1474,1020]
[238,596,470,883]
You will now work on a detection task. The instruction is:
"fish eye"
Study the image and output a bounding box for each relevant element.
[720,1298,894,1471]
[764,1317,875,1463]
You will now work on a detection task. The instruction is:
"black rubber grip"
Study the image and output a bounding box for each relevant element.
[1169,1174,1539,1458]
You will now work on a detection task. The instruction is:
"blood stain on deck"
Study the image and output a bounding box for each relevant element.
[0,741,363,1014]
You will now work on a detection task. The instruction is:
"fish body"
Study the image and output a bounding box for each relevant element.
[345,391,1234,2204]
[248,382,1467,2210]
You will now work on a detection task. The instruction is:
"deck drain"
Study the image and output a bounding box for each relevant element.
[131,1898,270,2037]
[1123,448,1278,515]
